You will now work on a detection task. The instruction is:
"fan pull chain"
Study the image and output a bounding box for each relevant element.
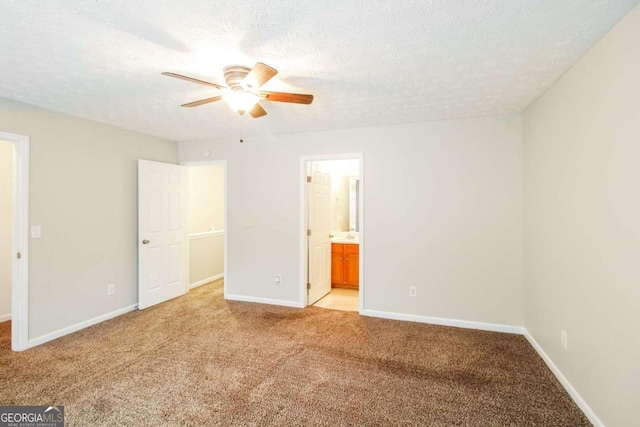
[239,113,244,143]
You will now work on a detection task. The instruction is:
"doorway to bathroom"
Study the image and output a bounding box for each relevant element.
[301,154,363,312]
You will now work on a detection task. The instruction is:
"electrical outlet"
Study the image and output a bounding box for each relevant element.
[409,286,417,297]
[560,329,568,350]
[275,274,281,284]
[107,284,115,296]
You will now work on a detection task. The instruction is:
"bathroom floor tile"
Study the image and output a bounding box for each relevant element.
[313,288,359,311]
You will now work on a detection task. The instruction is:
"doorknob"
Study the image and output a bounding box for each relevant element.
[142,239,150,244]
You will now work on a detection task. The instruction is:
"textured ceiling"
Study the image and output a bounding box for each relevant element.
[0,0,638,142]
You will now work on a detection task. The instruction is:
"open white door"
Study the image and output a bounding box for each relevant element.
[307,162,331,305]
[138,160,188,310]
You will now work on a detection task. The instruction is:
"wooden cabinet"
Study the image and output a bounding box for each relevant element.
[331,248,345,285]
[331,243,359,289]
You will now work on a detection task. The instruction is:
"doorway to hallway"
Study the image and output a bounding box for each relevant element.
[0,130,29,351]
[137,160,227,310]
[0,140,13,325]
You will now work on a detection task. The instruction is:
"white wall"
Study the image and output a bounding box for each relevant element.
[331,175,349,232]
[187,164,225,286]
[180,115,523,326]
[523,4,640,426]
[0,97,178,340]
[189,234,224,286]
[0,140,12,320]
[188,165,225,234]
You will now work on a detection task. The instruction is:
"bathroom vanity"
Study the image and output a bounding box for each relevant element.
[331,242,359,289]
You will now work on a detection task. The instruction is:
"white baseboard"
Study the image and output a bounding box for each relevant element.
[27,304,138,348]
[0,313,10,323]
[523,330,604,427]
[190,273,223,289]
[360,309,525,334]
[225,293,304,308]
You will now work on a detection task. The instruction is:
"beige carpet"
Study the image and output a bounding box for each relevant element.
[0,280,590,426]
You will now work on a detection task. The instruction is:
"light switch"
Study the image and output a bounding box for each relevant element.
[31,225,42,239]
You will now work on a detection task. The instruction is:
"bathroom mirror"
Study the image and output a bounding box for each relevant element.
[331,175,360,232]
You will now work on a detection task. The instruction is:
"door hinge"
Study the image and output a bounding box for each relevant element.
[307,176,312,183]
[307,282,311,290]
[16,252,21,259]
[307,229,311,236]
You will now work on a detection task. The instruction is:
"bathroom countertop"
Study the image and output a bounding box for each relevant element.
[331,239,359,245]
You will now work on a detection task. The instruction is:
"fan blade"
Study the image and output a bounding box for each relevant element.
[181,96,223,107]
[162,72,225,89]
[244,62,277,89]
[249,103,267,118]
[260,91,314,105]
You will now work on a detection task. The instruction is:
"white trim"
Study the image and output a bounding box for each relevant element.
[222,162,227,299]
[0,313,11,323]
[299,159,307,307]
[1,131,30,352]
[189,273,224,289]
[189,230,224,239]
[361,309,525,334]
[27,304,138,348]
[300,153,364,310]
[180,160,228,300]
[357,159,364,314]
[225,294,304,309]
[523,330,604,427]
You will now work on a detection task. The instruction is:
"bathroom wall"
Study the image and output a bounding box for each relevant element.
[331,176,349,232]
[187,164,225,287]
[319,159,360,232]
[0,140,12,321]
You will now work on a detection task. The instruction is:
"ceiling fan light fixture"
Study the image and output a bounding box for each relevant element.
[223,89,259,115]
[163,62,313,119]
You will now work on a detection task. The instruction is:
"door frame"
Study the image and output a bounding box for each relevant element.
[1,131,30,351]
[299,153,364,311]
[306,162,332,305]
[180,160,228,299]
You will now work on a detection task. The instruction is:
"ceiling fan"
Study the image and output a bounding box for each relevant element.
[162,62,313,118]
